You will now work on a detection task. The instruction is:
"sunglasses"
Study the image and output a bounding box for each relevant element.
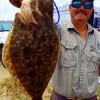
[71,1,93,9]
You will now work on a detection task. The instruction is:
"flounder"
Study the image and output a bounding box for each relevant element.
[2,0,60,100]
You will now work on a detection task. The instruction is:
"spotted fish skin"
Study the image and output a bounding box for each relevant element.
[2,0,60,100]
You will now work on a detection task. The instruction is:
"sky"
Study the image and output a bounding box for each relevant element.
[0,0,100,20]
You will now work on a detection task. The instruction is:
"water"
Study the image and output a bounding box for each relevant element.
[0,21,12,32]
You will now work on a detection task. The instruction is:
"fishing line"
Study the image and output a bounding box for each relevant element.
[53,0,60,25]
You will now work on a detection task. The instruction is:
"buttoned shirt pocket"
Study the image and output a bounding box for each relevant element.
[60,40,77,70]
[85,46,100,68]
[61,40,77,63]
[62,59,76,70]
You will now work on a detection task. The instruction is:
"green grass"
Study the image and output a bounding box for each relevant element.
[97,84,100,100]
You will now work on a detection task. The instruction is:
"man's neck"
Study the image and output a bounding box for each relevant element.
[72,20,88,40]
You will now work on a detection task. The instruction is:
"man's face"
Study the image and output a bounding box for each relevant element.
[69,0,93,22]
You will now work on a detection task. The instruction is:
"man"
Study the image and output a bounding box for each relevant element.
[50,0,100,100]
